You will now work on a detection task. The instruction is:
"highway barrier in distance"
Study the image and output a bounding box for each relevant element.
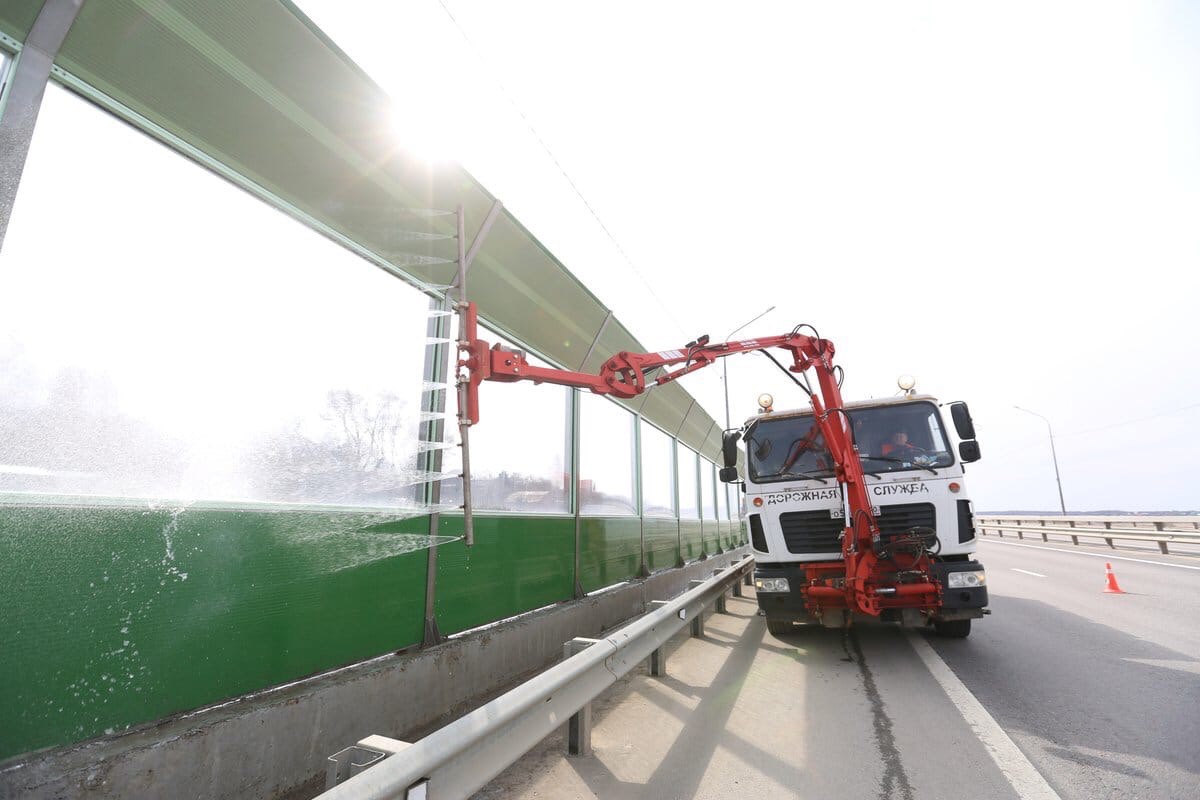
[976,515,1200,555]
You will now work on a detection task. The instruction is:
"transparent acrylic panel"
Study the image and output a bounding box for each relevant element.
[0,85,437,513]
[718,476,727,520]
[635,381,690,444]
[0,48,12,89]
[441,329,568,514]
[701,461,717,521]
[640,420,675,518]
[676,446,700,520]
[579,393,635,517]
[678,401,717,455]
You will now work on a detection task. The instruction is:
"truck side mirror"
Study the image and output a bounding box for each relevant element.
[721,429,740,469]
[959,440,981,463]
[720,429,741,484]
[950,402,976,441]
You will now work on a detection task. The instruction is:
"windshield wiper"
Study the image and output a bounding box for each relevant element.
[860,454,939,475]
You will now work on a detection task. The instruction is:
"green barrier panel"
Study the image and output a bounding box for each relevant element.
[434,515,574,636]
[643,517,680,571]
[578,517,641,594]
[700,518,721,555]
[0,499,429,761]
[680,520,704,562]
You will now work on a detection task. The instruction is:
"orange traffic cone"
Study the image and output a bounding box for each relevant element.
[1103,563,1126,594]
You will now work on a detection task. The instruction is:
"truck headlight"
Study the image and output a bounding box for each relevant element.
[946,571,986,589]
[755,577,790,592]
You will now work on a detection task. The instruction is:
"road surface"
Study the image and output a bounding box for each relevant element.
[471,540,1199,799]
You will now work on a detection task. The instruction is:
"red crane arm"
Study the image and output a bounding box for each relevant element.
[454,301,938,618]
[455,301,835,425]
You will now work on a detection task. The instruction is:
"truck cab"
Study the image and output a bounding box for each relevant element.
[734,393,989,636]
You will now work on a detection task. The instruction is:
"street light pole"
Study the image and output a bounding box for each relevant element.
[1015,405,1067,515]
[723,306,776,429]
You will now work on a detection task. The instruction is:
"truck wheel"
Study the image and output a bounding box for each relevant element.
[934,619,971,638]
[766,618,794,636]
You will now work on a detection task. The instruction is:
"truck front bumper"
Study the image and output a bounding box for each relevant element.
[933,560,989,610]
[754,561,990,621]
[753,564,815,619]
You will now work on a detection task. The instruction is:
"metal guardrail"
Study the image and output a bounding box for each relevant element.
[977,515,1200,554]
[317,555,754,800]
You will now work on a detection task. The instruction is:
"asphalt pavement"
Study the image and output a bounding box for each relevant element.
[470,540,1200,800]
[931,539,1200,800]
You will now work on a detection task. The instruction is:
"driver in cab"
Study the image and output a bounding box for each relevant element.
[882,431,923,459]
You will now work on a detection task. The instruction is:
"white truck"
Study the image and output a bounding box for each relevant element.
[727,387,989,637]
[454,304,989,636]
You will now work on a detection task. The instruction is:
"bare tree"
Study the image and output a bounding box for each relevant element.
[250,390,418,505]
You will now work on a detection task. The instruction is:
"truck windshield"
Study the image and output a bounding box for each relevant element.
[745,401,954,483]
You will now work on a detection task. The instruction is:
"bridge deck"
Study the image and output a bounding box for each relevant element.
[471,541,1200,800]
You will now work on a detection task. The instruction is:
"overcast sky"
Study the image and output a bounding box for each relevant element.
[297,0,1200,513]
[5,3,1196,512]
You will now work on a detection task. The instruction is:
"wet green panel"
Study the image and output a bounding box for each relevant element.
[643,517,679,572]
[680,520,704,562]
[434,514,574,635]
[578,517,640,593]
[0,499,429,761]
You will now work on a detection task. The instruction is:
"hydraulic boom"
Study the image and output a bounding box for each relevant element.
[454,301,941,619]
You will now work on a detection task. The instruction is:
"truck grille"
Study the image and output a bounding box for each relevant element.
[877,503,936,540]
[778,510,843,554]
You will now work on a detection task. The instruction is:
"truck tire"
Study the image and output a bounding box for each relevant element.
[934,619,971,638]
[766,618,794,636]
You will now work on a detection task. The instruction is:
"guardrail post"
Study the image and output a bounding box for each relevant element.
[1104,520,1114,548]
[326,736,413,790]
[1039,520,1048,542]
[1068,519,1078,546]
[732,571,744,598]
[1154,521,1169,554]
[688,580,706,636]
[646,600,670,676]
[563,638,601,756]
[713,570,728,613]
[1016,519,1024,540]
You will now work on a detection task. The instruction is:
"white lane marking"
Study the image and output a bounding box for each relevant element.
[906,632,1063,800]
[980,539,1200,571]
[1122,658,1200,676]
[1011,568,1046,577]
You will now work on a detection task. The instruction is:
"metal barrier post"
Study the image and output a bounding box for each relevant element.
[0,0,87,251]
[1154,522,1169,554]
[714,570,728,613]
[563,638,601,756]
[688,580,705,636]
[647,600,669,676]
